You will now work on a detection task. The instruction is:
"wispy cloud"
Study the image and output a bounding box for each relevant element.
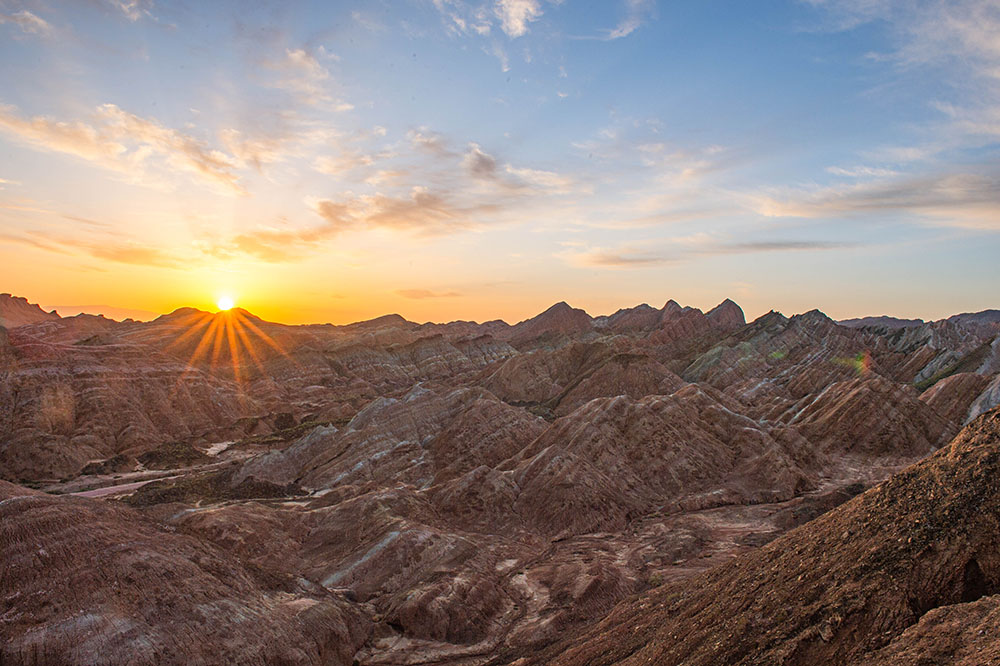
[826,165,901,178]
[219,129,287,171]
[408,127,455,156]
[81,240,180,267]
[721,240,857,252]
[463,142,499,178]
[806,0,1000,150]
[504,164,577,193]
[564,246,670,268]
[313,152,375,176]
[432,0,493,37]
[608,0,655,39]
[748,172,1000,229]
[107,0,154,22]
[206,187,498,262]
[560,235,859,269]
[0,102,246,195]
[0,10,52,36]
[1,230,181,267]
[263,47,350,109]
[396,288,462,299]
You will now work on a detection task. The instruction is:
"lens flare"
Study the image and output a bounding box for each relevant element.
[165,307,298,405]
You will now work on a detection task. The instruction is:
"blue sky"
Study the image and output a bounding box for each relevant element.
[1,0,998,323]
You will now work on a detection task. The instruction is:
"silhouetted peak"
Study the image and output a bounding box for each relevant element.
[662,299,683,314]
[839,315,924,330]
[0,293,62,328]
[791,309,835,326]
[155,307,209,322]
[541,301,575,315]
[706,298,746,328]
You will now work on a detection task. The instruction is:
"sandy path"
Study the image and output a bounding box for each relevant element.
[73,476,179,498]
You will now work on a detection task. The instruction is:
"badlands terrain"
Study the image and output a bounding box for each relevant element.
[2,291,1000,665]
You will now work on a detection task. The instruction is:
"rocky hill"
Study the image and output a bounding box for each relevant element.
[0,293,60,328]
[527,407,1000,666]
[2,293,1000,665]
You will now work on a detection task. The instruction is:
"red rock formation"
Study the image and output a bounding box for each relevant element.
[4,292,1000,665]
[532,408,1000,666]
[0,293,60,328]
[0,480,369,665]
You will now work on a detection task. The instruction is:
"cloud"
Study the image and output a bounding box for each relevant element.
[313,152,375,175]
[806,0,1000,70]
[1,230,181,267]
[362,187,493,233]
[98,104,244,193]
[107,0,154,21]
[0,103,127,163]
[264,48,350,108]
[495,0,542,38]
[720,240,858,252]
[81,241,180,267]
[560,243,670,268]
[560,236,859,269]
[826,165,901,178]
[488,41,511,71]
[575,249,668,267]
[504,165,577,193]
[463,143,499,178]
[408,127,454,156]
[206,188,498,262]
[432,0,493,37]
[219,129,286,171]
[803,0,1000,177]
[0,102,245,195]
[748,171,1000,229]
[608,0,655,39]
[0,10,52,35]
[395,288,462,299]
[364,169,406,186]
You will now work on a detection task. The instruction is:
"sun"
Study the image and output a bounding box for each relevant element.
[216,295,235,311]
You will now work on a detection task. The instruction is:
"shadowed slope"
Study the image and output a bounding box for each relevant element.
[531,408,1000,666]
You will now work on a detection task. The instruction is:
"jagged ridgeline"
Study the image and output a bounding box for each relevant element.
[2,292,1000,665]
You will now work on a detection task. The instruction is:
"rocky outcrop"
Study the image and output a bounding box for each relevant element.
[920,372,990,424]
[503,301,594,347]
[0,293,60,328]
[776,375,955,458]
[533,408,1000,666]
[0,480,370,665]
[705,298,746,330]
[968,373,1000,423]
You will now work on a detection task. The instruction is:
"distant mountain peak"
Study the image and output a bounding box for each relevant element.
[542,301,575,314]
[839,315,924,329]
[662,299,682,314]
[706,298,745,328]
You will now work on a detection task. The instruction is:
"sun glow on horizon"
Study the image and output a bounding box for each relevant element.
[216,295,235,311]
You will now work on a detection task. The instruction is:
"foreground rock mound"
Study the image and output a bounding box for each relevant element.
[533,408,1000,666]
[0,481,369,665]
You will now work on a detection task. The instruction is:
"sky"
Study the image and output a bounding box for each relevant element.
[1,0,998,325]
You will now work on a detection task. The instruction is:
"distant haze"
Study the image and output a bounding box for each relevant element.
[44,305,159,322]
